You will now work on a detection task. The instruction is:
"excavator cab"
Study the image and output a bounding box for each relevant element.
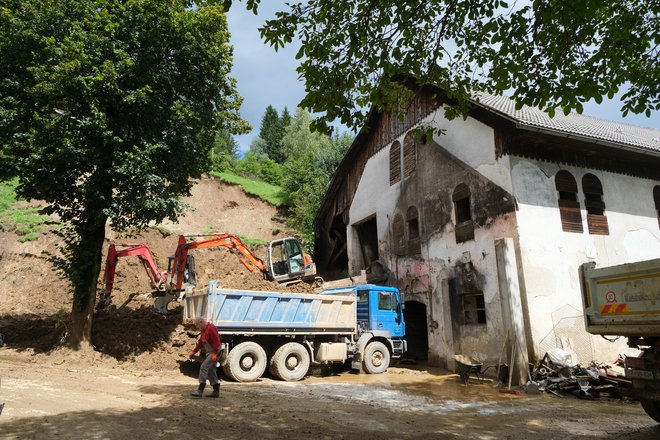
[167,254,197,287]
[267,237,319,286]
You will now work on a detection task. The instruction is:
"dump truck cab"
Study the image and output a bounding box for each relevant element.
[321,284,407,365]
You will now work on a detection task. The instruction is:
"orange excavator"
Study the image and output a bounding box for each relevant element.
[99,233,321,312]
[165,233,268,291]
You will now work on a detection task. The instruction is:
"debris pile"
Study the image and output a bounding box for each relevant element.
[527,348,631,399]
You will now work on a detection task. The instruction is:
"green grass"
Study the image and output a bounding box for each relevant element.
[211,171,289,207]
[0,179,58,241]
[196,226,267,249]
[238,235,268,249]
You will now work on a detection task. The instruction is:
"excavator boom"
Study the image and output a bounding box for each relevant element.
[99,243,167,309]
[168,233,268,291]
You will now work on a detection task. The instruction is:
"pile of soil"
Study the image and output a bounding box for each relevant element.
[0,176,316,370]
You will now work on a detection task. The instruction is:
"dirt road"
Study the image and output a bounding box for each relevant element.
[1,352,658,440]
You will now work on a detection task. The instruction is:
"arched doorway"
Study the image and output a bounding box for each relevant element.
[403,301,428,362]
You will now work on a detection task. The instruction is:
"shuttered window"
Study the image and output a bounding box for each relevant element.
[453,184,474,243]
[391,213,405,255]
[555,171,583,233]
[406,206,421,255]
[462,292,486,324]
[654,186,660,229]
[389,141,401,185]
[403,132,416,178]
[582,174,609,235]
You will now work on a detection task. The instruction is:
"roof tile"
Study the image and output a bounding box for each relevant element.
[474,94,660,152]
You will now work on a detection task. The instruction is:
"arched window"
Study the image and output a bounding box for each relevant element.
[391,213,405,255]
[403,131,416,178]
[555,170,583,233]
[406,206,421,255]
[582,174,609,235]
[453,184,474,243]
[654,186,660,229]
[389,141,401,185]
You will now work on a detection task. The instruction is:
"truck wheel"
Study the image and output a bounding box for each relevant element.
[363,341,390,374]
[269,342,310,381]
[225,341,267,382]
[641,399,660,423]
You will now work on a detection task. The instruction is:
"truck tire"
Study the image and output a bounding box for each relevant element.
[363,341,390,374]
[269,342,310,381]
[641,399,660,423]
[225,341,267,382]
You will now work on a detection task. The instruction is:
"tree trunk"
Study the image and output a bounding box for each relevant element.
[68,215,108,350]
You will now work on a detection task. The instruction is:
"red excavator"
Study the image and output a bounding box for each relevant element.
[99,233,321,312]
[97,243,168,310]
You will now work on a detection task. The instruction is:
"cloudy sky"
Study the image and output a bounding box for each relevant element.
[227,4,659,153]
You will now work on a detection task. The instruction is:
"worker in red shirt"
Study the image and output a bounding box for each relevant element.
[189,316,221,398]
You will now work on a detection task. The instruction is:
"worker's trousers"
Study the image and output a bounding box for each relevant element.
[199,341,219,386]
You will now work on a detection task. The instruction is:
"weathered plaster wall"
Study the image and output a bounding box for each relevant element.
[511,157,660,362]
[348,110,519,368]
[427,110,514,193]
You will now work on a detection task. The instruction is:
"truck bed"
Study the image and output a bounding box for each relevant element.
[581,258,660,336]
[184,280,357,335]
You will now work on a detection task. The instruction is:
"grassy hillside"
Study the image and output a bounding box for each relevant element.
[211,171,288,207]
[0,179,57,241]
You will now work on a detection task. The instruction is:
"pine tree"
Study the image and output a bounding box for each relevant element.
[258,105,282,162]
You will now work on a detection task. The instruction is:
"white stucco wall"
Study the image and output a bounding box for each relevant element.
[347,112,519,367]
[348,109,515,268]
[428,109,514,193]
[511,157,660,361]
[345,108,659,368]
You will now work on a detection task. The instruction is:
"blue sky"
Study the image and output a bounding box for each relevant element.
[227,4,659,153]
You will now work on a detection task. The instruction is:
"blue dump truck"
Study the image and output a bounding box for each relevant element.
[183,281,406,382]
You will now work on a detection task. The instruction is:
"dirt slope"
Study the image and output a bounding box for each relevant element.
[0,176,314,370]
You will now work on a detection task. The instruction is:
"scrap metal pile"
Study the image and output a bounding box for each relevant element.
[527,348,631,399]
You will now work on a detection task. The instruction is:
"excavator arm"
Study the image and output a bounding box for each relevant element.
[168,233,268,291]
[99,243,167,308]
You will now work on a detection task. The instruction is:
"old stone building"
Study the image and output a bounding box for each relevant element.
[315,85,660,382]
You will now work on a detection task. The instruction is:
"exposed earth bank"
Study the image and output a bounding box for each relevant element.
[0,176,312,372]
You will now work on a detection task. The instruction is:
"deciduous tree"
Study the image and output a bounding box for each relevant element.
[0,0,249,349]
[248,0,659,132]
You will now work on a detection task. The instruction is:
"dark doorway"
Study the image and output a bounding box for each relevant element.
[355,216,378,269]
[403,301,428,362]
[318,213,348,277]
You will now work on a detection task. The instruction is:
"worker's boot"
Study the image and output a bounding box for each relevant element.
[206,384,220,398]
[190,383,205,398]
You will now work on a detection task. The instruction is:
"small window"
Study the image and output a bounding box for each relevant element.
[555,170,583,233]
[389,141,401,185]
[462,292,486,324]
[391,213,405,255]
[378,292,396,311]
[654,186,660,229]
[406,206,421,255]
[582,174,609,235]
[453,184,474,243]
[403,132,416,178]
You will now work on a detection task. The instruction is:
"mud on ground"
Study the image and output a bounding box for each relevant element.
[0,176,314,371]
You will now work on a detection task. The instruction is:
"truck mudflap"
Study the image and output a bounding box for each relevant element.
[392,339,407,358]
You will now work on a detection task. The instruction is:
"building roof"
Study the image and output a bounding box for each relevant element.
[474,94,660,152]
